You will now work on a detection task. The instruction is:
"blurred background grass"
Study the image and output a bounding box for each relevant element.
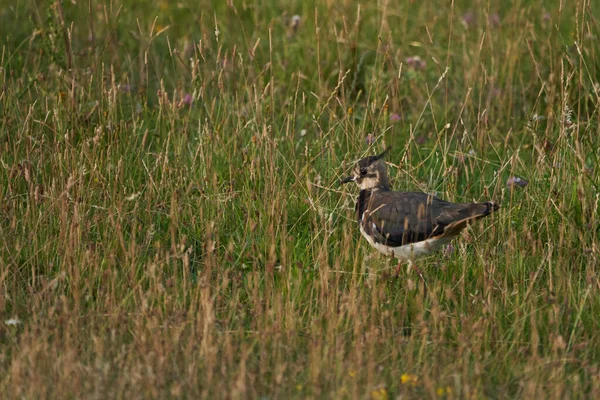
[1,0,599,398]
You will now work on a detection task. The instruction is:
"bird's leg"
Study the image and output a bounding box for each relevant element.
[394,260,403,277]
[390,252,403,277]
[408,260,428,296]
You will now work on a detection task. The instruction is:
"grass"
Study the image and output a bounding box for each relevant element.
[1,0,599,398]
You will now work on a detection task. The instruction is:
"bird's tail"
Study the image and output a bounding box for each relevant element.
[476,201,500,216]
[439,201,499,237]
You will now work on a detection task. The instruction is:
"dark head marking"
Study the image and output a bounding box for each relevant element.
[357,145,391,169]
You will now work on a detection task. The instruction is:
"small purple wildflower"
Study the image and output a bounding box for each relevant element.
[461,11,475,28]
[389,113,401,123]
[443,244,455,258]
[506,176,529,189]
[121,84,131,93]
[182,93,193,106]
[365,134,375,145]
[405,56,426,70]
[489,13,501,27]
[542,12,551,22]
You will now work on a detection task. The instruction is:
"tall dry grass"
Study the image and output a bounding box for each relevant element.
[0,0,599,398]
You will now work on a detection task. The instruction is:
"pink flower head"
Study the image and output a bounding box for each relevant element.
[461,11,475,27]
[442,244,455,258]
[489,13,501,27]
[389,113,401,123]
[182,93,193,106]
[405,56,426,70]
[542,12,551,22]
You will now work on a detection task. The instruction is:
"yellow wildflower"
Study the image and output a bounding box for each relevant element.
[436,386,453,396]
[348,107,353,115]
[348,369,357,377]
[400,373,418,386]
[370,387,388,400]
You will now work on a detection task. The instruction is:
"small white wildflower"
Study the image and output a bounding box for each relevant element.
[532,114,545,121]
[291,15,301,29]
[507,176,529,188]
[5,318,21,326]
[146,224,155,242]
[300,129,307,137]
[562,104,573,127]
[125,192,141,201]
[314,174,322,186]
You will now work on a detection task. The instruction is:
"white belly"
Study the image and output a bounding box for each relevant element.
[359,223,451,261]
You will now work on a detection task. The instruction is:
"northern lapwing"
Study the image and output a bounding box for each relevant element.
[341,146,498,281]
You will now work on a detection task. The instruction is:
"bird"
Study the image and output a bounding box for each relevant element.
[340,146,499,280]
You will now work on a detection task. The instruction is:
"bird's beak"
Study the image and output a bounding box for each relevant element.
[340,176,355,185]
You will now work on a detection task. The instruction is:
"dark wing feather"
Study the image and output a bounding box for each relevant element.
[359,191,497,246]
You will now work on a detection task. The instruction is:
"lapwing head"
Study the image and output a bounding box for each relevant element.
[341,146,391,190]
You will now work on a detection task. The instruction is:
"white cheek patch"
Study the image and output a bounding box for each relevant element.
[360,177,380,190]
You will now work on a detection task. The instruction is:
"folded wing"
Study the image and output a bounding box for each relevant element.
[360,191,497,246]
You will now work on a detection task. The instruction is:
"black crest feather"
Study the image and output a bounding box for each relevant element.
[358,146,391,168]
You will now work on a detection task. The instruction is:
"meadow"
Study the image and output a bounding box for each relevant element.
[1,0,600,398]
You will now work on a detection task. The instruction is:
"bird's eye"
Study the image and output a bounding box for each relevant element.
[360,168,367,175]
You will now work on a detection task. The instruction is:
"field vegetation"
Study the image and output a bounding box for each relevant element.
[1,0,600,398]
